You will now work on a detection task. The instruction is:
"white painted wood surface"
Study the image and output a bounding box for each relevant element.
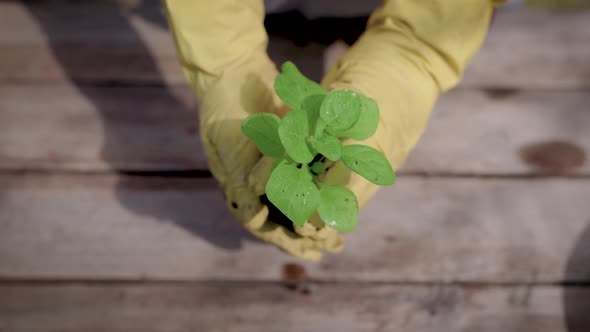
[0,173,588,282]
[0,3,589,331]
[0,84,207,171]
[1,85,588,174]
[0,284,583,332]
[0,3,588,88]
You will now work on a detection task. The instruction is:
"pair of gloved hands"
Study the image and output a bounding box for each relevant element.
[164,0,500,260]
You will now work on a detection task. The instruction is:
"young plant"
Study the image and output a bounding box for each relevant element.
[241,62,395,233]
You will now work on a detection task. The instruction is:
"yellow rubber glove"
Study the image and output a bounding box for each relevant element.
[319,0,499,208]
[164,0,500,261]
[164,0,343,261]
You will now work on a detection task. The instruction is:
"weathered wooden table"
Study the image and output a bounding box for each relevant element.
[0,1,589,331]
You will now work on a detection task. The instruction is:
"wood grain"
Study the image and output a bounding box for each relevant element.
[0,84,208,171]
[0,283,584,332]
[2,85,588,174]
[404,89,590,175]
[0,173,588,282]
[0,2,326,84]
[1,2,589,328]
[0,3,588,88]
[460,9,590,89]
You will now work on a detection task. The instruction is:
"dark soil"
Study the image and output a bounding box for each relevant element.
[260,194,297,234]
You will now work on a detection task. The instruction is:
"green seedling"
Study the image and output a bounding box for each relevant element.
[241,61,395,233]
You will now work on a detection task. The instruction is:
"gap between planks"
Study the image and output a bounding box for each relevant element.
[3,168,590,180]
[1,173,589,283]
[0,283,587,332]
[1,86,589,175]
[1,3,590,88]
[1,279,590,288]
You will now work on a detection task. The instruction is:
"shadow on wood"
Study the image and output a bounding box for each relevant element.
[564,220,590,332]
[19,0,372,252]
[22,1,257,250]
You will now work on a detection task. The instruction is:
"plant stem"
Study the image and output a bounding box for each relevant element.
[308,153,324,167]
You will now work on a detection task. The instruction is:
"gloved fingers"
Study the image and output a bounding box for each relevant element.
[297,213,345,245]
[254,223,323,261]
[250,221,344,261]
[197,55,282,186]
[246,149,346,256]
[248,156,273,197]
[221,155,341,256]
[222,176,345,262]
[223,181,268,229]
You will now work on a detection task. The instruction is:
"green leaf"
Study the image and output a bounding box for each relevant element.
[278,109,314,164]
[311,134,342,161]
[310,161,326,174]
[275,62,327,109]
[241,113,285,158]
[318,185,359,233]
[266,162,320,227]
[341,145,395,186]
[320,89,362,134]
[301,94,326,136]
[271,157,287,172]
[313,118,327,139]
[337,97,380,140]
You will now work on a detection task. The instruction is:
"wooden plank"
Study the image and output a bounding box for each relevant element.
[526,0,590,10]
[0,3,588,88]
[1,85,588,174]
[0,173,588,282]
[403,89,590,175]
[0,84,208,171]
[0,2,326,84]
[463,8,590,89]
[324,8,590,89]
[0,2,181,84]
[0,284,583,332]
